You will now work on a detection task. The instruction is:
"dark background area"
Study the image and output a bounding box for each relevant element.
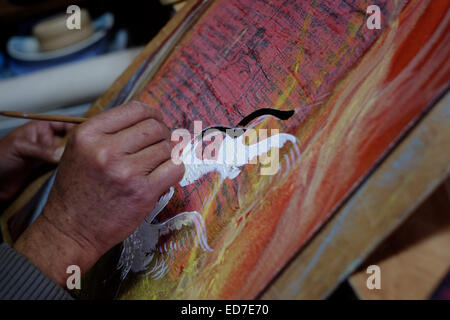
[0,0,172,52]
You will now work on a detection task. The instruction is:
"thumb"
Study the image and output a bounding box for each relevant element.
[52,146,65,162]
[17,141,65,164]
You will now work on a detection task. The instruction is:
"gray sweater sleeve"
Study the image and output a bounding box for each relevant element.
[0,243,73,300]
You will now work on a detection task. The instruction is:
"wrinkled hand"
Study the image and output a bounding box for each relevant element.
[0,120,73,202]
[14,102,185,287]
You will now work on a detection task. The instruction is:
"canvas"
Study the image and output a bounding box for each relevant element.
[108,0,449,299]
[2,0,449,299]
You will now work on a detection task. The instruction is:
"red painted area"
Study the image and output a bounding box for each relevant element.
[139,0,390,130]
[126,0,450,298]
[387,0,449,82]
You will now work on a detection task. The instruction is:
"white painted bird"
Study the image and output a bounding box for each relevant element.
[118,110,300,280]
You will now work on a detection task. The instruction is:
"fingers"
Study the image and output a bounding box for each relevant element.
[63,100,183,204]
[128,140,172,174]
[116,118,171,154]
[23,120,72,149]
[48,121,75,135]
[146,159,185,196]
[10,121,69,164]
[89,101,164,134]
[15,139,62,164]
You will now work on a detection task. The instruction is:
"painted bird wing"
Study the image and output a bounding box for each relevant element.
[119,211,212,280]
[137,211,213,280]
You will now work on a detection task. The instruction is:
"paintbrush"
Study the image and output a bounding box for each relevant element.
[0,111,87,124]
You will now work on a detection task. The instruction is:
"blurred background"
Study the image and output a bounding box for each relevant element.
[0,0,184,138]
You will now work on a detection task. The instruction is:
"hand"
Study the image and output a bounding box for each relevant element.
[14,101,185,287]
[0,121,73,202]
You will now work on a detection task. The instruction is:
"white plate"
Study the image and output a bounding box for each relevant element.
[7,13,114,62]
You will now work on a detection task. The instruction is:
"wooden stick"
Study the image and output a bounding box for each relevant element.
[0,111,87,124]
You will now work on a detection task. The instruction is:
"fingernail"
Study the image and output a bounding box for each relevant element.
[53,146,65,161]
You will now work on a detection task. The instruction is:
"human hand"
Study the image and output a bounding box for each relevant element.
[0,120,73,202]
[14,101,185,287]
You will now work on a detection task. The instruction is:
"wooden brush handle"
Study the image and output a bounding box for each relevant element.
[0,111,87,124]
